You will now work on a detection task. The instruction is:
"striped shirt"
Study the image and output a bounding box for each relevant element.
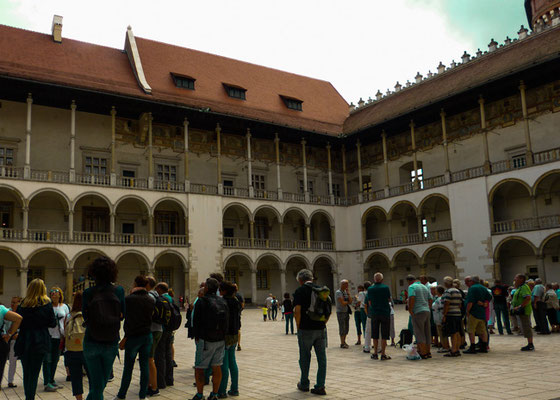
[441,287,462,317]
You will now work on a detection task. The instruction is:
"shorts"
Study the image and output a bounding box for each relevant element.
[150,331,162,358]
[519,314,533,339]
[467,316,486,336]
[411,311,431,345]
[194,339,225,369]
[371,315,390,340]
[443,316,462,335]
[337,312,350,336]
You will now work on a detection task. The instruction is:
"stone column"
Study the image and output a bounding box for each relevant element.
[184,118,190,191]
[216,123,223,194]
[330,226,336,250]
[19,262,28,297]
[274,133,282,199]
[279,222,284,248]
[326,143,334,203]
[440,109,451,183]
[342,145,348,198]
[110,107,117,185]
[301,139,309,202]
[184,215,189,243]
[419,264,427,277]
[66,269,74,303]
[148,112,154,189]
[110,212,115,242]
[356,140,363,202]
[479,96,491,174]
[280,269,287,299]
[69,101,76,182]
[251,269,258,304]
[382,131,390,197]
[249,220,255,248]
[306,224,311,249]
[246,129,254,197]
[149,214,154,244]
[519,81,533,165]
[332,269,339,292]
[68,211,74,241]
[24,93,32,179]
[22,205,28,239]
[410,120,419,189]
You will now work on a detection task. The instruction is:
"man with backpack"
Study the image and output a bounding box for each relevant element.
[114,276,155,400]
[154,282,177,390]
[293,268,330,396]
[146,276,163,397]
[192,278,229,400]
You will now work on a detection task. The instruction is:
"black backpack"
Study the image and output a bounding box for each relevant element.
[87,285,121,343]
[168,300,182,331]
[202,295,229,342]
[398,329,413,348]
[152,295,171,327]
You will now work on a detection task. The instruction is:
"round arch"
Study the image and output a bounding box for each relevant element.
[309,210,334,227]
[223,252,254,268]
[28,188,71,211]
[539,232,560,255]
[115,194,152,215]
[418,194,450,216]
[361,206,388,225]
[421,244,455,265]
[532,169,560,196]
[0,183,25,205]
[255,252,283,268]
[70,248,109,269]
[0,246,23,267]
[27,247,69,269]
[72,191,113,213]
[494,236,538,261]
[152,197,187,216]
[282,207,309,225]
[489,178,532,204]
[311,254,337,272]
[253,205,282,223]
[114,250,151,266]
[392,248,421,266]
[364,251,391,268]
[154,250,189,271]
[388,200,418,220]
[284,254,311,270]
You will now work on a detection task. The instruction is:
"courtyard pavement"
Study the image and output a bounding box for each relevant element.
[3,305,560,400]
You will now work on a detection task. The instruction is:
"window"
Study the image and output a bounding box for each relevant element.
[156,267,173,287]
[122,169,135,178]
[254,216,269,239]
[256,269,268,289]
[223,84,246,100]
[155,211,179,235]
[83,207,109,232]
[281,96,303,111]
[332,183,341,197]
[223,179,234,187]
[411,168,424,189]
[224,268,238,284]
[156,164,176,182]
[0,147,14,166]
[422,218,428,238]
[85,156,108,176]
[252,174,266,190]
[0,202,12,228]
[299,180,314,194]
[223,227,234,238]
[512,154,526,169]
[171,73,195,90]
[362,176,372,193]
[27,267,45,285]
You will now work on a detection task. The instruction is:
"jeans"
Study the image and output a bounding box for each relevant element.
[353,310,362,336]
[66,351,89,396]
[218,344,238,395]
[155,330,173,388]
[297,329,327,390]
[42,338,61,386]
[536,301,550,334]
[20,351,45,400]
[494,303,512,334]
[117,333,152,399]
[83,339,118,400]
[285,313,294,334]
[272,307,278,320]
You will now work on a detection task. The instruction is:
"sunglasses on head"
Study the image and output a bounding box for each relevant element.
[50,290,60,294]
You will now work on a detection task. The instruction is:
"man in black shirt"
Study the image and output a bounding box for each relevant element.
[491,279,512,335]
[293,269,328,396]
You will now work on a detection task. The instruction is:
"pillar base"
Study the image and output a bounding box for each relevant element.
[526,150,534,166]
[330,194,335,205]
[24,165,30,179]
[384,186,390,197]
[249,186,254,198]
[444,170,451,183]
[69,169,75,183]
[304,191,310,203]
[483,161,491,175]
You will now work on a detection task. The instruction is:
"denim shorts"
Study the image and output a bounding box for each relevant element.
[195,339,225,369]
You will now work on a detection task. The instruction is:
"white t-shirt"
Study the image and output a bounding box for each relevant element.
[357,291,366,309]
[48,303,70,339]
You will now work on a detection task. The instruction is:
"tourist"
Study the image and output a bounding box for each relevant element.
[441,276,463,357]
[454,278,467,348]
[4,296,21,389]
[483,281,495,335]
[362,281,372,353]
[63,291,88,400]
[389,298,396,347]
[262,306,268,321]
[233,284,244,351]
[192,277,229,400]
[0,294,21,390]
[353,285,364,345]
[429,285,440,348]
[265,294,273,321]
[283,292,294,335]
[15,278,56,400]
[42,286,70,392]
[146,276,163,396]
[218,281,242,398]
[293,269,328,396]
[491,279,512,335]
[335,279,352,348]
[114,276,154,400]
[168,288,178,368]
[82,256,125,400]
[154,282,174,389]
[554,282,560,328]
[432,285,448,353]
[543,283,559,332]
[463,276,492,354]
[366,272,392,360]
[407,275,432,358]
[532,278,550,334]
[511,274,534,351]
[271,296,279,321]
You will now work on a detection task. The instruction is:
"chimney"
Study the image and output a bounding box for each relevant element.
[488,38,498,52]
[375,90,383,100]
[437,62,445,74]
[415,72,423,84]
[461,51,471,64]
[518,25,529,40]
[52,15,63,43]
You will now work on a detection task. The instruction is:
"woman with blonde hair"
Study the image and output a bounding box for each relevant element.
[15,278,56,400]
[42,286,70,392]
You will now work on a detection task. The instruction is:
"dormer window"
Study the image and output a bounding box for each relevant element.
[171,73,195,90]
[223,84,246,100]
[280,95,303,111]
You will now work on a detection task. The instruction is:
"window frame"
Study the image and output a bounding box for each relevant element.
[256,269,269,290]
[280,95,303,111]
[0,146,16,167]
[223,83,247,100]
[251,174,266,190]
[83,155,109,176]
[171,73,196,90]
[156,163,177,182]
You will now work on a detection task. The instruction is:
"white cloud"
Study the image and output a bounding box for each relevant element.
[5,0,477,103]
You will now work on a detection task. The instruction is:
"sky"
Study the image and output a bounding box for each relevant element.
[0,0,528,104]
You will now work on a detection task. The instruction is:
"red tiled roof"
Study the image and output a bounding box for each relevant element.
[344,25,560,134]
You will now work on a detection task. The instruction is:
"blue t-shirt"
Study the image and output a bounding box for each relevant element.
[0,305,9,333]
[408,281,431,314]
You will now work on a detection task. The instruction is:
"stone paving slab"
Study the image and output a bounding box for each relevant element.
[2,305,560,399]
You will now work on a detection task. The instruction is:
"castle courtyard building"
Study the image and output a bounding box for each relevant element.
[0,1,559,303]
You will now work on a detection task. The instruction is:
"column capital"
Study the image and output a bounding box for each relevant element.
[326,142,331,150]
[301,138,306,146]
[518,80,526,91]
[27,93,33,103]
[246,128,251,138]
[183,117,189,126]
[409,119,415,129]
[381,130,387,139]
[356,139,361,148]
[71,100,77,110]
[274,132,279,142]
[478,95,485,105]
[439,108,446,118]
[215,123,221,133]
[111,106,116,116]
